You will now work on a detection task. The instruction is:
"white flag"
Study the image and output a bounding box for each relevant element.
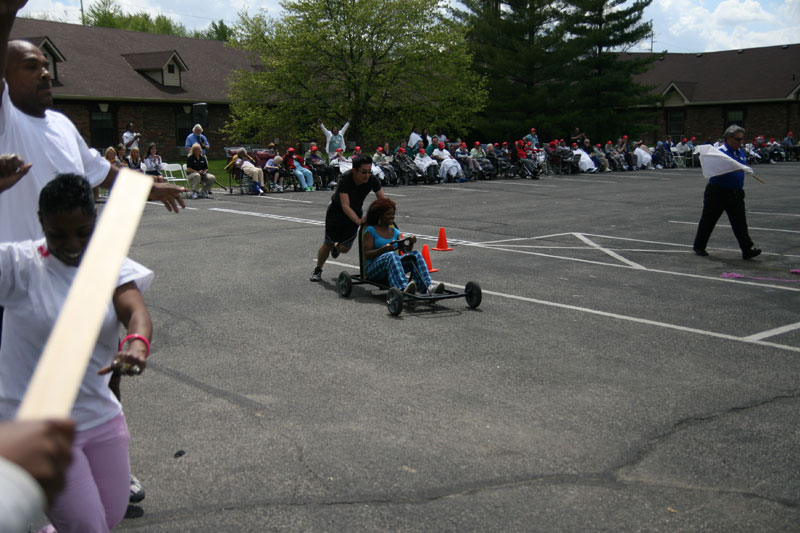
[696,144,753,179]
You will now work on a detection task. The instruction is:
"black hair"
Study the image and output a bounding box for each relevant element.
[365,197,397,226]
[39,174,96,218]
[352,154,373,170]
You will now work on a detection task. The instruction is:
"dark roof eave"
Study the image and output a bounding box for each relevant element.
[53,94,231,105]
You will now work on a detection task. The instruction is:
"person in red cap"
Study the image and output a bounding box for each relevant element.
[310,154,384,281]
[604,140,624,171]
[432,141,465,182]
[615,137,634,170]
[372,145,399,185]
[414,147,440,183]
[284,147,315,191]
[455,141,480,179]
[523,128,538,147]
[305,144,336,190]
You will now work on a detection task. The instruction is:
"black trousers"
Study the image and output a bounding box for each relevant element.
[693,183,754,252]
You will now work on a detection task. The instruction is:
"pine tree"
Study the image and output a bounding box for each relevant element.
[455,0,567,142]
[559,0,657,142]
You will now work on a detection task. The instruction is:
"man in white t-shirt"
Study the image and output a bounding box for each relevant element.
[0,38,186,243]
[121,122,140,152]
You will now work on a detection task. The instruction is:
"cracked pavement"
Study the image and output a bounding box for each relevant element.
[36,164,800,531]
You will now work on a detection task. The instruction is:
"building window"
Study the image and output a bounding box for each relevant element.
[176,108,195,150]
[168,64,175,74]
[725,109,745,128]
[666,110,684,143]
[90,110,115,151]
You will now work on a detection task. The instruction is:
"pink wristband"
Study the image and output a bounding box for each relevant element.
[119,334,151,359]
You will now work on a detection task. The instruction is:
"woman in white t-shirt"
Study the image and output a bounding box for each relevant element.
[0,173,153,533]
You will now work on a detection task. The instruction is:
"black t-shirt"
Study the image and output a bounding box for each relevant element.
[187,155,208,172]
[330,171,381,215]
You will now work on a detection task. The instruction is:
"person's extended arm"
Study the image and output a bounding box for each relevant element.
[100,281,152,376]
[340,120,350,136]
[338,192,363,225]
[98,166,187,213]
[0,0,28,101]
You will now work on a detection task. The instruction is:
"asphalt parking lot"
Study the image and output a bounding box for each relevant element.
[76,163,800,531]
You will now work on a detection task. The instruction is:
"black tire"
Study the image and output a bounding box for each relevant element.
[387,287,404,316]
[465,281,482,309]
[337,271,352,298]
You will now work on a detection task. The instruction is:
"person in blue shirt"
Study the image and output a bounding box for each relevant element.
[693,125,761,259]
[184,124,210,156]
[362,197,443,295]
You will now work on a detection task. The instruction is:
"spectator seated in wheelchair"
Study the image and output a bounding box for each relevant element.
[265,155,286,192]
[305,144,335,189]
[373,146,400,185]
[432,142,465,182]
[414,148,440,183]
[284,147,315,191]
[455,142,480,179]
[390,147,422,185]
[362,197,444,295]
[225,148,267,194]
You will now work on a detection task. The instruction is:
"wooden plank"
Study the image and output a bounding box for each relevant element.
[16,169,152,420]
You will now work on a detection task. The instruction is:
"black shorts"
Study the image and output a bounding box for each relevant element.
[324,203,360,246]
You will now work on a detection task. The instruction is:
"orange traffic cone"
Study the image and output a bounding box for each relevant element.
[422,244,438,272]
[432,227,453,251]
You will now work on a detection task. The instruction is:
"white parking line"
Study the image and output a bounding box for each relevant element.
[750,211,800,218]
[669,220,800,234]
[255,195,313,204]
[324,259,800,354]
[554,177,617,184]
[208,208,324,225]
[573,233,645,269]
[742,321,800,342]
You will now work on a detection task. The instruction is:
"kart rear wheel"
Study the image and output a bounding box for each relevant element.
[465,281,482,309]
[337,271,352,298]
[387,287,404,316]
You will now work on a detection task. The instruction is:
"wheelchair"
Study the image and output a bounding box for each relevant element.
[336,225,482,316]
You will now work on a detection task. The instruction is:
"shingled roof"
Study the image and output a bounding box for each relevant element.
[632,44,800,104]
[10,18,258,104]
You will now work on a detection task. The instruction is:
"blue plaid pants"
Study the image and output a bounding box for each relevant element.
[365,250,432,290]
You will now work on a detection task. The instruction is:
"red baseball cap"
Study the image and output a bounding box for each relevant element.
[595,143,601,147]
[354,146,361,151]
[438,142,445,149]
[288,147,295,152]
[493,143,499,147]
[310,145,317,150]
[691,137,696,141]
[502,141,508,145]
[606,140,612,144]
[682,137,687,142]
[460,142,466,148]
[419,148,426,153]
[377,147,383,151]
[531,128,536,132]
[398,147,406,153]
[336,148,343,152]
[474,141,480,146]
[571,143,577,147]
[623,135,628,139]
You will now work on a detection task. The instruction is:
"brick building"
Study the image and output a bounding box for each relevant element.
[10,18,258,161]
[632,44,800,143]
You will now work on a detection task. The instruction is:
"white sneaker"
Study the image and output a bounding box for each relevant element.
[404,281,417,294]
[429,282,445,294]
[130,474,145,503]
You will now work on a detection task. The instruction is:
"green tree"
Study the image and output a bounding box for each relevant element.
[558,0,658,141]
[227,0,486,147]
[454,0,567,141]
[83,0,189,37]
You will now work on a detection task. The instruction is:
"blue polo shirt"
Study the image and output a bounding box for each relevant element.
[709,143,745,190]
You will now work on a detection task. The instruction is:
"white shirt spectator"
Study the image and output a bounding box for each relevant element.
[122,130,138,151]
[0,82,110,242]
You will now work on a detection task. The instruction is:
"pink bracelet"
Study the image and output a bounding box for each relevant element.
[119,334,151,359]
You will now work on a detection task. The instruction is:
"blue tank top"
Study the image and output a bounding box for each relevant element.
[364,225,400,268]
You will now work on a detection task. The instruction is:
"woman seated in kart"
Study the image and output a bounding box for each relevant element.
[363,198,444,295]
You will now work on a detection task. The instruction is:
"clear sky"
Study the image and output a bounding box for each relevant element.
[17,0,800,54]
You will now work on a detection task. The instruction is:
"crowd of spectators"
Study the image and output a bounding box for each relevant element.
[122,121,799,199]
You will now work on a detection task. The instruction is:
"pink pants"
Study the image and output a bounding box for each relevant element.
[41,412,130,533]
